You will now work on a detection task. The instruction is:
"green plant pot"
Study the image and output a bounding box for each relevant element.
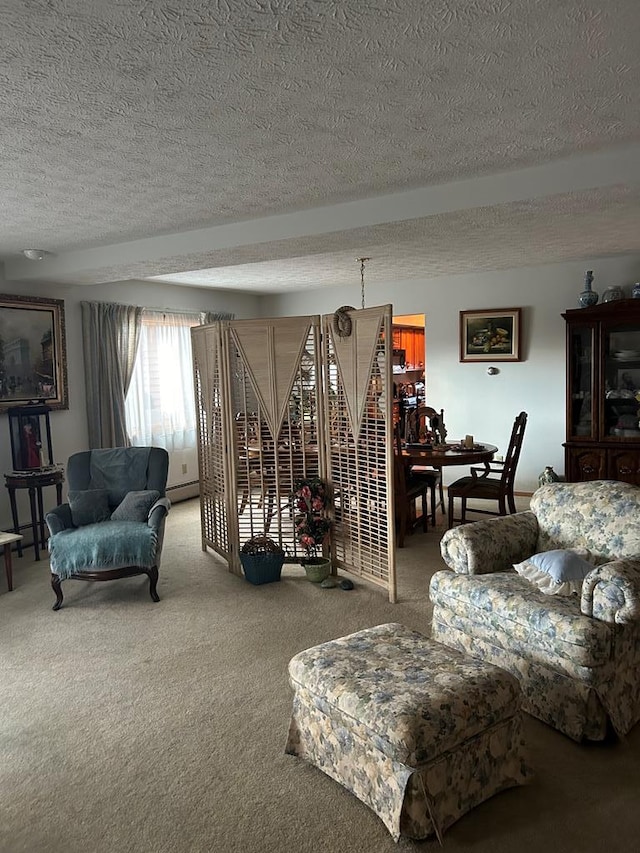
[302,557,331,583]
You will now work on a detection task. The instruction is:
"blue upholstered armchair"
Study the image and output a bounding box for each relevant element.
[45,447,170,611]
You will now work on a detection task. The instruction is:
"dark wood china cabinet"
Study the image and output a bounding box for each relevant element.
[563,299,640,484]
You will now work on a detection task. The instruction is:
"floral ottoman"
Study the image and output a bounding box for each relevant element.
[285,622,531,842]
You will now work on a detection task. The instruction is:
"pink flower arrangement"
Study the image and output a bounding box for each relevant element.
[292,477,331,558]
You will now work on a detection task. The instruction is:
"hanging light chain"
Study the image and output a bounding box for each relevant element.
[357,257,370,309]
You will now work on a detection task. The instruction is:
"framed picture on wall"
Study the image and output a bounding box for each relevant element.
[459,307,522,363]
[0,293,69,411]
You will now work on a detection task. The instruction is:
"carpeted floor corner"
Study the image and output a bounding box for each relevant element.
[1,498,638,853]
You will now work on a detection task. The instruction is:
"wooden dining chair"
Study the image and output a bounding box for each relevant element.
[407,405,446,520]
[393,426,429,547]
[447,411,528,528]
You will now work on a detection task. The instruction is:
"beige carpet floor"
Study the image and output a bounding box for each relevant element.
[1,498,638,853]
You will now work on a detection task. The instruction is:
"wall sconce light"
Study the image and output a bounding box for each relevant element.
[486,366,499,375]
[21,249,52,261]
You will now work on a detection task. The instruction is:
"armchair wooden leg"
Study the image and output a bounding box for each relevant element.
[51,573,64,611]
[147,566,160,602]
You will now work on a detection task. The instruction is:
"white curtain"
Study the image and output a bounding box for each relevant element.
[125,311,201,452]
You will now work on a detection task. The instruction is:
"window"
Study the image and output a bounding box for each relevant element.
[125,311,201,451]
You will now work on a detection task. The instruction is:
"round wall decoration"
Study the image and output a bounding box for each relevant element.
[333,305,355,337]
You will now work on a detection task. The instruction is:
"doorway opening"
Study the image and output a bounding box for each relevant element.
[392,313,426,432]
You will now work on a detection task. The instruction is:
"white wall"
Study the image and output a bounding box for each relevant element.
[262,254,640,493]
[0,279,261,530]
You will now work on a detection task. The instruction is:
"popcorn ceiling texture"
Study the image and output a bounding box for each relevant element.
[148,185,640,292]
[1,0,639,290]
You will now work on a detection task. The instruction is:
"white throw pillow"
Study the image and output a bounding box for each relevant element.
[513,549,594,596]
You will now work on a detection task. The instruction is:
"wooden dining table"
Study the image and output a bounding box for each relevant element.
[400,442,498,525]
[401,442,498,470]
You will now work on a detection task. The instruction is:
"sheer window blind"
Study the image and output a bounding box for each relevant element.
[125,311,201,451]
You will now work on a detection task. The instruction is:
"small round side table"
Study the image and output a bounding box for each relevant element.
[4,466,65,561]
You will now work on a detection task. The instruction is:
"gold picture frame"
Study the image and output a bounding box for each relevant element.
[0,293,69,411]
[460,307,522,363]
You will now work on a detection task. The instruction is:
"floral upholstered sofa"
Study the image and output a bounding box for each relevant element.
[430,480,640,741]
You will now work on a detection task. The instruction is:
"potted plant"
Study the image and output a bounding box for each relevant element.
[239,535,285,585]
[292,476,332,582]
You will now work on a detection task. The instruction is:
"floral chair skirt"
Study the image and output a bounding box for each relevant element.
[431,608,610,742]
[285,623,531,842]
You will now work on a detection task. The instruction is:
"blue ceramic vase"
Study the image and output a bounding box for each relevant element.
[579,270,598,307]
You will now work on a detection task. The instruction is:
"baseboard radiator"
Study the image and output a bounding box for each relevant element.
[166,480,200,503]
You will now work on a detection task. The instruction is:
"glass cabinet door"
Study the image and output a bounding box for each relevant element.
[568,325,594,439]
[603,323,640,440]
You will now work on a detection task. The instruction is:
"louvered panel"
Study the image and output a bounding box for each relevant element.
[192,324,230,559]
[193,310,393,601]
[230,317,315,439]
[323,306,396,602]
[227,319,325,566]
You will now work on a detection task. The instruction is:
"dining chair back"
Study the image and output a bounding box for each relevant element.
[406,405,446,519]
[407,405,447,445]
[393,425,429,547]
[447,411,528,528]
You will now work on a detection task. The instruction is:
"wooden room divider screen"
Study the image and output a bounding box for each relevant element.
[191,305,397,601]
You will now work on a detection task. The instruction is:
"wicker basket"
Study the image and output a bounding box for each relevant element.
[240,552,285,585]
[240,535,285,585]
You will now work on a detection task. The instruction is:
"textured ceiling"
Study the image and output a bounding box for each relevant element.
[1,0,639,292]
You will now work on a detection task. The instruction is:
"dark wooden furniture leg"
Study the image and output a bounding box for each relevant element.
[28,485,40,561]
[427,479,437,527]
[436,468,445,514]
[449,494,468,528]
[36,485,47,551]
[3,544,13,592]
[147,566,160,602]
[51,566,160,610]
[7,486,22,558]
[51,573,64,611]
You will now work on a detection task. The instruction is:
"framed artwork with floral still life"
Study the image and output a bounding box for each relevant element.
[460,307,522,363]
[0,293,68,411]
